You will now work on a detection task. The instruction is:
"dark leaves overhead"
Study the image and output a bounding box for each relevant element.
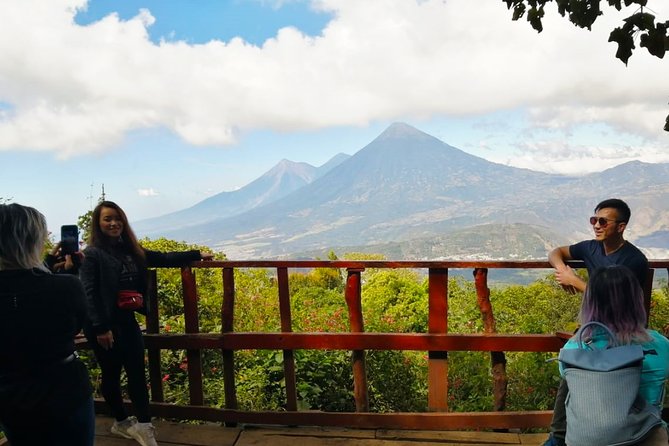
[639,20,668,58]
[608,24,635,65]
[568,0,602,30]
[527,6,545,32]
[504,0,669,131]
[504,0,667,63]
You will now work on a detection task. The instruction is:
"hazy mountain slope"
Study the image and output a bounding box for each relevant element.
[292,223,572,261]
[316,153,350,177]
[546,161,669,242]
[135,158,327,235]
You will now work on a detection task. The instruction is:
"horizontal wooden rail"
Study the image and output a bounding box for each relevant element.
[94,399,553,430]
[185,259,669,269]
[141,332,566,352]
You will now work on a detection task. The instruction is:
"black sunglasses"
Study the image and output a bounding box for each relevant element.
[589,216,622,227]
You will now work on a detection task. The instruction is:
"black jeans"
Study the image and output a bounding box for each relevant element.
[89,320,151,422]
[550,378,568,439]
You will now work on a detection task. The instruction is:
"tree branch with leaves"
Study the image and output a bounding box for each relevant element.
[504,0,668,64]
[504,0,669,131]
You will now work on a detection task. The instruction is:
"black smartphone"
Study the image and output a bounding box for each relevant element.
[60,225,79,255]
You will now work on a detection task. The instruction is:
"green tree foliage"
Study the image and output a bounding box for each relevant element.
[290,286,347,332]
[138,237,225,329]
[289,251,346,332]
[362,269,428,333]
[504,0,669,65]
[77,189,106,244]
[358,269,431,411]
[43,237,55,258]
[649,283,669,335]
[489,277,582,334]
[77,209,93,244]
[343,252,387,260]
[233,268,282,332]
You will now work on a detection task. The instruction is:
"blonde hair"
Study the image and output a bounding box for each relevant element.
[0,203,48,270]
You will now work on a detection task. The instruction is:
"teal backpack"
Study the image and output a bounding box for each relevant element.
[558,321,663,446]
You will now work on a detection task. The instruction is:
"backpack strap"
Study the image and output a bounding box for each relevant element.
[576,321,618,349]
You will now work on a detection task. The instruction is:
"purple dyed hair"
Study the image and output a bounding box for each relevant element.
[580,265,650,344]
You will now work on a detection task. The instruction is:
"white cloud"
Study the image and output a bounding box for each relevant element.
[486,137,669,175]
[0,0,667,161]
[137,188,159,197]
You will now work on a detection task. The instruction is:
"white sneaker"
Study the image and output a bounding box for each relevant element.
[110,416,137,439]
[127,421,158,446]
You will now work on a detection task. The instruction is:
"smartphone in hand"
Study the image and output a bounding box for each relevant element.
[60,225,79,255]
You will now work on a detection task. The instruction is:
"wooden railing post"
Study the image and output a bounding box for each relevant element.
[221,267,238,424]
[145,269,164,402]
[427,268,448,411]
[474,268,507,413]
[181,266,204,405]
[643,268,654,324]
[345,268,368,412]
[277,267,298,411]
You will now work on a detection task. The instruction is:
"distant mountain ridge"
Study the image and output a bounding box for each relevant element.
[293,223,572,261]
[136,123,669,259]
[134,154,350,234]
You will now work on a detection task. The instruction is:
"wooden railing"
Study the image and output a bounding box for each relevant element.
[79,260,669,431]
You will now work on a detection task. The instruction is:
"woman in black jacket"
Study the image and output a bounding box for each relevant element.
[79,201,211,446]
[0,204,94,446]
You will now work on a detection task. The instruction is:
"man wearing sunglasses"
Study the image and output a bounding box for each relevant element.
[548,198,648,294]
[543,198,649,446]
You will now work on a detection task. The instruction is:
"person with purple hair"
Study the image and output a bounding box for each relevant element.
[560,265,669,445]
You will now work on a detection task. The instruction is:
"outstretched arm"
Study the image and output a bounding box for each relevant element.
[145,249,213,267]
[548,246,586,293]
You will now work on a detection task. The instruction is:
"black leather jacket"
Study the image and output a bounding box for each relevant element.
[79,246,201,334]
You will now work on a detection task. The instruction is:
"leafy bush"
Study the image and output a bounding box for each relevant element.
[362,269,428,333]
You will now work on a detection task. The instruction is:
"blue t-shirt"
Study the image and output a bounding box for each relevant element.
[560,330,669,409]
[569,239,649,287]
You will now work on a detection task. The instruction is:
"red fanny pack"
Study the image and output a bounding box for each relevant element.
[117,290,144,310]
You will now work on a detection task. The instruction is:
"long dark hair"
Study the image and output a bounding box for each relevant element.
[580,265,650,344]
[88,201,145,264]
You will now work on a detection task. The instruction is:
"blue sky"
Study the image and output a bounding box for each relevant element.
[1,0,668,234]
[75,0,333,45]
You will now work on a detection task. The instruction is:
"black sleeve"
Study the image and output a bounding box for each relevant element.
[44,254,81,275]
[568,240,587,260]
[633,257,650,289]
[70,277,88,333]
[44,254,59,271]
[58,275,89,334]
[144,249,202,268]
[78,248,110,334]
